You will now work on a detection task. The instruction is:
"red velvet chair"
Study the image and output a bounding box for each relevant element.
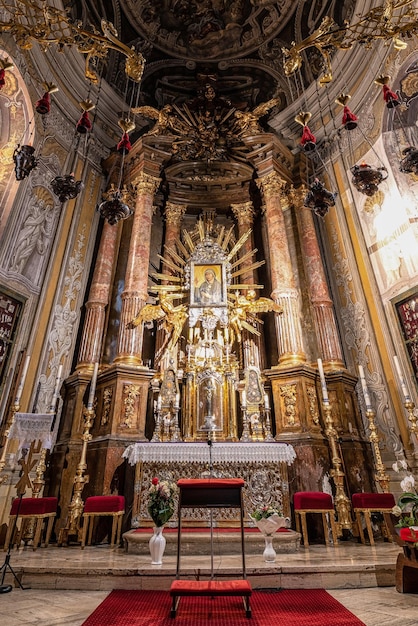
[4,496,58,551]
[351,492,395,545]
[293,491,338,547]
[81,495,125,549]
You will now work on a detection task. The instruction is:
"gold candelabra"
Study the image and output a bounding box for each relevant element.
[404,399,418,435]
[58,405,94,545]
[365,408,391,493]
[322,402,353,534]
[0,0,145,84]
[282,1,418,82]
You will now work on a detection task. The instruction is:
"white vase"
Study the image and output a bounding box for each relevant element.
[149,526,166,565]
[263,535,276,562]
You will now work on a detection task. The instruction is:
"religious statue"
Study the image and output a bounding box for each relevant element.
[228,290,282,343]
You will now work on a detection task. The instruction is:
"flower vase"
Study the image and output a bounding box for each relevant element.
[149,526,166,565]
[263,535,276,562]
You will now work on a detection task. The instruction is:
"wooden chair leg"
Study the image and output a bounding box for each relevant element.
[33,517,43,550]
[329,513,339,545]
[322,512,330,545]
[300,512,309,546]
[81,516,89,549]
[364,511,375,545]
[87,516,95,546]
[44,516,55,547]
[116,515,123,546]
[356,512,366,544]
[111,515,117,547]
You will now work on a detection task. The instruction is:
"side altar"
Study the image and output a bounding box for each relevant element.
[123,442,296,527]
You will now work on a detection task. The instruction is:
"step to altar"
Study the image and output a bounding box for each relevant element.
[123,527,301,555]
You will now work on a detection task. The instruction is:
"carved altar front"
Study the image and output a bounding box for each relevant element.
[123,442,296,527]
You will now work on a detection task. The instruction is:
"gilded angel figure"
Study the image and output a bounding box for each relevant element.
[228,290,282,343]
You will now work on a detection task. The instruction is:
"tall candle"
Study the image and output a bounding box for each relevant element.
[87,362,99,410]
[264,392,270,410]
[393,355,412,402]
[14,354,30,405]
[317,358,329,404]
[358,364,372,409]
[50,363,63,412]
[242,389,247,406]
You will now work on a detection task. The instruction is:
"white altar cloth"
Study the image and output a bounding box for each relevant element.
[123,442,296,466]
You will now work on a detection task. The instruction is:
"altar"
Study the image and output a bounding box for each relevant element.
[123,442,296,527]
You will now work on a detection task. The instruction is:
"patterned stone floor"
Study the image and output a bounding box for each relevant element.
[0,542,417,625]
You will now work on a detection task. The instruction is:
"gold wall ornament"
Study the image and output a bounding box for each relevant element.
[0,1,145,84]
[365,407,391,493]
[282,2,418,83]
[256,171,287,200]
[122,384,141,429]
[131,171,161,196]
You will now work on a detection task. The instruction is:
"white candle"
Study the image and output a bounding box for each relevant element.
[264,392,270,410]
[242,389,247,406]
[157,395,162,410]
[14,354,30,405]
[175,392,180,407]
[358,364,372,409]
[50,363,63,412]
[87,362,99,409]
[317,358,329,404]
[393,355,412,402]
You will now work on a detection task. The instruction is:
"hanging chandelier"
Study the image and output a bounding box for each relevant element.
[282,1,418,83]
[304,179,337,217]
[97,185,133,225]
[0,0,145,84]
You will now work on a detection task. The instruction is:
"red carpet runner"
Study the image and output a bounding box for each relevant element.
[81,588,366,625]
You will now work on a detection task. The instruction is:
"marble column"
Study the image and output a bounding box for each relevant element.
[115,171,160,365]
[77,221,120,371]
[257,171,306,366]
[290,186,344,369]
[230,200,266,370]
[156,202,187,365]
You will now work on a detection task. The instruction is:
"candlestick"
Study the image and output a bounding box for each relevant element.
[157,395,162,410]
[264,392,270,410]
[317,358,329,404]
[87,362,99,410]
[393,355,412,402]
[14,354,30,405]
[242,389,247,406]
[358,365,372,409]
[50,364,63,412]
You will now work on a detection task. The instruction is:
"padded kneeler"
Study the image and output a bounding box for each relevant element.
[170,579,252,618]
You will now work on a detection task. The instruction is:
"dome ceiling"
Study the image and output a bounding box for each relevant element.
[67,0,356,116]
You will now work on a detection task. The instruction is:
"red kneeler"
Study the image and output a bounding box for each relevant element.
[352,492,395,545]
[81,495,125,549]
[170,478,252,619]
[4,496,58,551]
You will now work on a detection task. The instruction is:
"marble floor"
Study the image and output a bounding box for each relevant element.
[0,542,417,625]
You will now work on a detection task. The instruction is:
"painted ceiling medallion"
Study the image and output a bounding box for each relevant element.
[123,0,295,60]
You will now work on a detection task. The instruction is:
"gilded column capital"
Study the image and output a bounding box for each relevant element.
[165,202,187,225]
[256,171,287,200]
[132,171,161,196]
[286,185,308,208]
[230,201,255,226]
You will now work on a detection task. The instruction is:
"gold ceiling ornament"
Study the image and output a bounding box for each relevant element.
[0,0,145,84]
[282,1,418,83]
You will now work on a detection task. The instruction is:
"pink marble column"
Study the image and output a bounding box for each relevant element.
[155,202,187,362]
[77,221,120,370]
[230,200,266,369]
[257,171,306,366]
[291,186,344,369]
[115,171,160,365]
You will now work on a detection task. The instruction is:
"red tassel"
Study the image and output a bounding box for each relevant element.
[76,111,92,133]
[35,92,51,115]
[0,68,5,89]
[300,125,316,151]
[117,132,132,154]
[382,84,400,108]
[342,105,358,130]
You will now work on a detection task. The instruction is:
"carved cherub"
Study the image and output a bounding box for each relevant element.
[127,292,188,359]
[131,104,174,136]
[228,290,282,344]
[234,97,281,136]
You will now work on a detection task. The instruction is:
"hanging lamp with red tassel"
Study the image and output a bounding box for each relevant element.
[295,111,316,152]
[117,118,135,154]
[335,94,358,130]
[375,75,400,109]
[35,82,59,115]
[0,58,13,90]
[76,99,95,133]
